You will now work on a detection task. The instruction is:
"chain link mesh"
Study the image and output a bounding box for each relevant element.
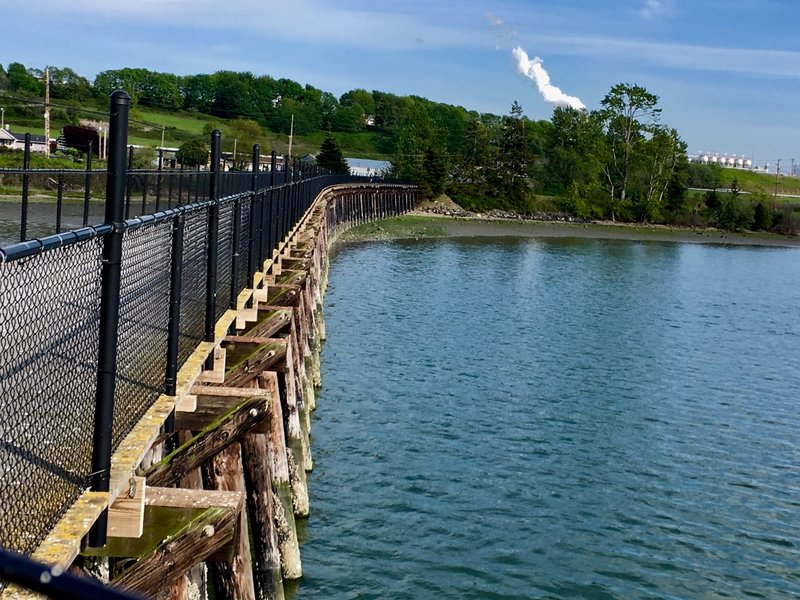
[112,221,172,450]
[0,238,102,555]
[178,208,209,366]
[238,195,253,293]
[215,200,235,319]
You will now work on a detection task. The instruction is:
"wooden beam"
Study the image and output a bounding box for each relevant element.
[143,394,269,488]
[221,338,287,389]
[198,347,227,384]
[107,477,146,539]
[111,502,241,596]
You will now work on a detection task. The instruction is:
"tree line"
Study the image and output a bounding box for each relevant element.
[0,61,795,233]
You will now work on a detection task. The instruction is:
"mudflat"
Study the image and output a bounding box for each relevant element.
[341,213,800,248]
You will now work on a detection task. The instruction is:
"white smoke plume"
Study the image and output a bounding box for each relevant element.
[512,47,585,110]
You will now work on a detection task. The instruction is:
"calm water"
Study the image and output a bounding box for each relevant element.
[290,237,800,599]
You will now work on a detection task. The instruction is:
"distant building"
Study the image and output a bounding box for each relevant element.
[346,157,390,178]
[0,128,48,153]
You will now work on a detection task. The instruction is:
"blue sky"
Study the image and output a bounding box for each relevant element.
[5,0,800,169]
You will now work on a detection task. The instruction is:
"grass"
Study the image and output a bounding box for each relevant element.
[339,215,447,242]
[719,167,800,196]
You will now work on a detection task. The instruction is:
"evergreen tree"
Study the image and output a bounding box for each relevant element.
[316,136,349,173]
[498,101,533,210]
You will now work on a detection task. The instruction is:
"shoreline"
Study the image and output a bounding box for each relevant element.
[339,212,800,249]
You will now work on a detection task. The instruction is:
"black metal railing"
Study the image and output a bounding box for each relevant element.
[0,90,417,568]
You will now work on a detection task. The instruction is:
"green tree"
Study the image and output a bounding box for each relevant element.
[451,118,496,204]
[316,136,349,173]
[752,201,772,231]
[340,89,376,118]
[600,83,661,219]
[544,107,605,198]
[391,100,437,181]
[420,144,448,197]
[176,138,208,167]
[639,127,687,222]
[497,101,533,209]
[7,62,42,95]
[181,74,219,113]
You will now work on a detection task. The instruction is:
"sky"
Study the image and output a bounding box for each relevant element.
[4,0,800,171]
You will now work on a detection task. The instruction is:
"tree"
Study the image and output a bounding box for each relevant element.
[316,136,349,173]
[177,138,208,167]
[600,83,661,219]
[451,118,496,203]
[639,127,687,222]
[497,101,533,209]
[7,62,41,95]
[544,107,605,197]
[420,144,448,197]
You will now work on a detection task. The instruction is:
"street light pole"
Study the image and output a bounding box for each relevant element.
[1,107,4,130]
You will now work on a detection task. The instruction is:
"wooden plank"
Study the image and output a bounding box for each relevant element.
[175,394,197,413]
[174,396,248,432]
[242,307,293,339]
[111,504,240,596]
[143,394,270,488]
[197,347,227,384]
[221,339,287,389]
[189,385,271,398]
[146,487,242,511]
[107,477,146,539]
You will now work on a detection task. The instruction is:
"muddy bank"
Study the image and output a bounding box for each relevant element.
[341,213,800,249]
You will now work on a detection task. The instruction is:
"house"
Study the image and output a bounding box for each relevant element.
[0,128,49,153]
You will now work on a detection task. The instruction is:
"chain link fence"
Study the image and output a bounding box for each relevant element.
[0,95,415,567]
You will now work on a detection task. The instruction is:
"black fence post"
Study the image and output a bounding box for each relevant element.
[20,134,31,242]
[56,170,65,234]
[230,174,243,310]
[88,90,130,548]
[265,151,276,264]
[125,146,133,219]
[248,144,260,285]
[83,140,93,227]
[164,212,185,435]
[155,148,163,211]
[204,130,221,370]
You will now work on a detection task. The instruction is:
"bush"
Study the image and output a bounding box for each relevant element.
[711,195,754,231]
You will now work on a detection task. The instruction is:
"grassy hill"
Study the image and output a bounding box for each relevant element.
[6,106,394,161]
[718,167,800,197]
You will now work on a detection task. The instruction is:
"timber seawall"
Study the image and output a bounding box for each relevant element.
[2,183,419,600]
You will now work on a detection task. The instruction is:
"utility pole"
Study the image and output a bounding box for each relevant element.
[43,67,50,158]
[287,114,294,160]
[773,158,781,207]
[232,137,237,168]
[160,126,165,150]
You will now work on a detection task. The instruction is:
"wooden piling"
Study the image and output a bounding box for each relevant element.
[203,442,256,600]
[242,433,285,600]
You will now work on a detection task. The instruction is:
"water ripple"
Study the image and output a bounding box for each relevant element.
[292,239,800,599]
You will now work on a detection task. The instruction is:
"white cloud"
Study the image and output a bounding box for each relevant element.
[15,0,476,51]
[636,0,666,19]
[528,33,800,80]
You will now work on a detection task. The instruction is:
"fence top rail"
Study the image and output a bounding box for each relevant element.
[0,195,219,264]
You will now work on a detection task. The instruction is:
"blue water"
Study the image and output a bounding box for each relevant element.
[291,237,800,599]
